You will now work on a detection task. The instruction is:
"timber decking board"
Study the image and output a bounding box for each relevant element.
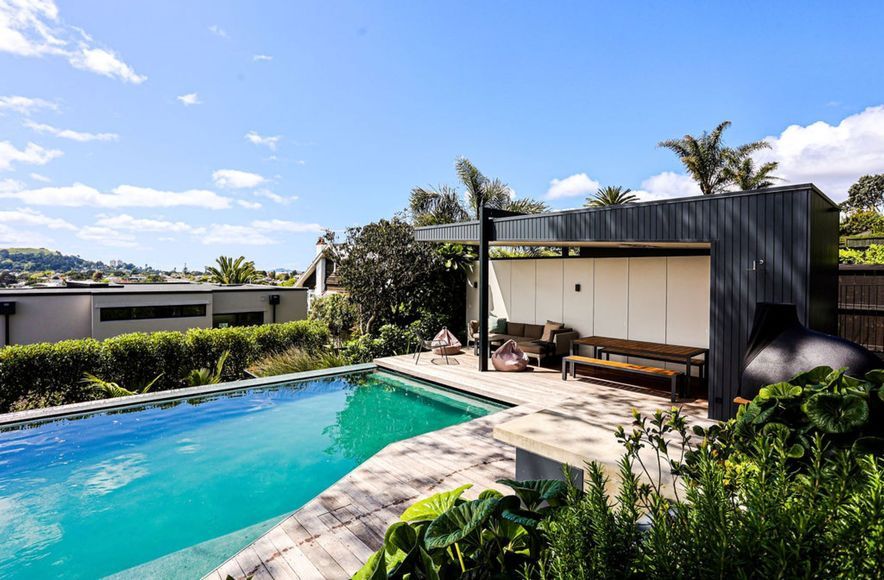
[206,351,708,579]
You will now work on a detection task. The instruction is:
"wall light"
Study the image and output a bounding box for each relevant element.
[575,284,581,292]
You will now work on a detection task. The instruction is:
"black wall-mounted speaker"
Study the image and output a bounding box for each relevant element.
[0,301,15,315]
[269,294,280,305]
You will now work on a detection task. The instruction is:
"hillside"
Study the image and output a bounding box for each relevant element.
[0,248,137,272]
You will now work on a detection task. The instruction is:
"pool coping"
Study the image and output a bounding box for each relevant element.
[0,363,377,428]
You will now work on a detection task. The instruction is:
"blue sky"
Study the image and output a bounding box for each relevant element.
[1,1,884,271]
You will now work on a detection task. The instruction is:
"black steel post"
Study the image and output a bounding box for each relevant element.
[478,205,490,371]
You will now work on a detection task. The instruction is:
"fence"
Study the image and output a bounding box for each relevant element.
[839,265,884,352]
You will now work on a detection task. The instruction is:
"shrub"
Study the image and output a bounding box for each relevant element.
[249,347,349,377]
[0,320,330,412]
[308,293,358,344]
[341,324,414,363]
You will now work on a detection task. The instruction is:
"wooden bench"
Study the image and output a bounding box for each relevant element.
[596,346,707,385]
[562,355,684,402]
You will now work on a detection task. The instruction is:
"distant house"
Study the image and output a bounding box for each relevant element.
[294,237,342,298]
[0,283,308,347]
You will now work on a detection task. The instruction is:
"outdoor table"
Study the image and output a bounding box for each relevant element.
[570,336,708,394]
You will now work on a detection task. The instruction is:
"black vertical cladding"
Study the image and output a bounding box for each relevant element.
[415,185,838,420]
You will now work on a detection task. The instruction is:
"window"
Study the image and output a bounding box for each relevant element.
[213,311,264,328]
[100,304,207,322]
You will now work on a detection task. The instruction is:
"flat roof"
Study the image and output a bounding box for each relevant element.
[0,283,307,297]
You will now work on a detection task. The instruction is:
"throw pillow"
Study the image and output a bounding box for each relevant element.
[541,320,564,342]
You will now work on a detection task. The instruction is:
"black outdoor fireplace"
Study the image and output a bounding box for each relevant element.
[740,303,881,400]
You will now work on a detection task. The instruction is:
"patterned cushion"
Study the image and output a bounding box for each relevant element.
[541,321,564,342]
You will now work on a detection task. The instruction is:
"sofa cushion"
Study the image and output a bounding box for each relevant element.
[506,322,525,337]
[541,321,564,342]
[524,324,544,339]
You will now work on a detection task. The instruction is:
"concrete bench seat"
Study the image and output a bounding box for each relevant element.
[562,355,683,402]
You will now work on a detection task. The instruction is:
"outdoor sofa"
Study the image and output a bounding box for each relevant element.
[469,320,579,365]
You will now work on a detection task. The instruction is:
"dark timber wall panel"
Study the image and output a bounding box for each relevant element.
[415,185,838,419]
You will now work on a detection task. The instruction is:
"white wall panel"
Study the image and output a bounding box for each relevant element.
[509,260,536,322]
[628,257,667,343]
[667,256,711,347]
[490,260,511,320]
[535,260,564,324]
[563,259,594,336]
[593,258,629,339]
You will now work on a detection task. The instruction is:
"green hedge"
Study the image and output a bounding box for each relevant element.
[0,320,330,413]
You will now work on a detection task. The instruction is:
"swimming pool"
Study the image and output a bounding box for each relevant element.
[0,367,503,579]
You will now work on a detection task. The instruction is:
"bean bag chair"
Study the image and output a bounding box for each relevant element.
[431,327,462,355]
[492,339,529,372]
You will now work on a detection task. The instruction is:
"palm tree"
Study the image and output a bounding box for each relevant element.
[206,256,257,284]
[585,186,639,207]
[658,121,773,195]
[723,155,780,191]
[81,372,163,398]
[409,157,548,225]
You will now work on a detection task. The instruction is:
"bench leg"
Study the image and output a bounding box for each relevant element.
[671,375,678,403]
[562,359,568,380]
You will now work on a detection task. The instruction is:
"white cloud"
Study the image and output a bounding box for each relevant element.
[29,172,50,182]
[245,131,281,150]
[69,46,146,84]
[252,54,272,62]
[0,182,232,209]
[212,169,266,189]
[0,141,62,171]
[77,225,138,247]
[253,189,297,204]
[201,224,276,246]
[0,95,57,115]
[631,171,702,202]
[237,199,262,209]
[177,93,201,106]
[251,219,323,233]
[95,214,204,233]
[0,207,75,229]
[757,105,884,201]
[545,173,601,199]
[0,1,145,83]
[24,120,118,142]
[208,25,228,39]
[0,223,52,246]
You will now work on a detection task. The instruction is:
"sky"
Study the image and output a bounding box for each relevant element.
[1,1,884,271]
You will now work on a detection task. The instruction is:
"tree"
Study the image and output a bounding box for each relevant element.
[585,185,639,207]
[722,155,780,191]
[842,174,884,212]
[840,209,884,237]
[409,157,547,225]
[206,256,257,284]
[658,121,771,195]
[334,217,462,334]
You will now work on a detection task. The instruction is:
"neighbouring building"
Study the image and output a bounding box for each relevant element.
[0,283,308,347]
[294,237,342,298]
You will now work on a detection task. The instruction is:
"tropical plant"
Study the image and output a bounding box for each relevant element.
[840,244,884,265]
[354,479,569,579]
[183,350,230,386]
[722,155,780,191]
[436,243,477,273]
[658,121,771,195]
[206,255,257,284]
[697,365,884,461]
[248,347,349,376]
[840,208,884,237]
[585,186,639,207]
[80,372,163,398]
[409,157,548,225]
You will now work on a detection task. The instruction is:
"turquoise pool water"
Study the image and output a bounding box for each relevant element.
[0,370,502,579]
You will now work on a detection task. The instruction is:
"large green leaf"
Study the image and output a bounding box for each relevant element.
[789,366,833,387]
[802,393,869,434]
[757,382,803,400]
[424,498,498,549]
[385,521,418,554]
[400,484,472,523]
[865,369,884,386]
[495,479,568,509]
[353,549,386,580]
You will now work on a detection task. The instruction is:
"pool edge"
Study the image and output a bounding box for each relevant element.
[0,363,377,428]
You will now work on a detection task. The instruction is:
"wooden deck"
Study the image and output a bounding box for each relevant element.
[207,351,708,579]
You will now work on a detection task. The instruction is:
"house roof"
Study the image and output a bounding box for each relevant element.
[414,184,838,245]
[0,283,306,296]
